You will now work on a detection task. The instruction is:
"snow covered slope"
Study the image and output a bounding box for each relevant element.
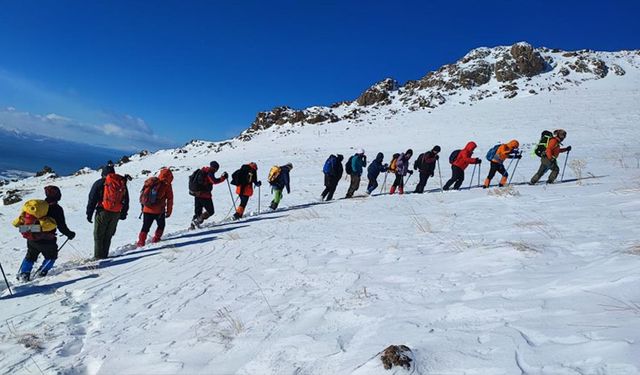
[1,43,640,374]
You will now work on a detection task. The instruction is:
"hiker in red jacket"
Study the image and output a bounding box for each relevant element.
[443,142,481,190]
[137,168,174,247]
[232,162,261,220]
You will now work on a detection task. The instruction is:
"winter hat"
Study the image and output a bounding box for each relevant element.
[209,161,220,171]
[44,185,62,203]
[357,148,365,155]
[405,149,413,156]
[101,164,115,177]
[285,162,293,169]
[248,162,258,170]
[554,129,567,140]
[432,145,441,153]
[337,154,344,162]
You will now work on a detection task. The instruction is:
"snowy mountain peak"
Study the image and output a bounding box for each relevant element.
[239,42,639,140]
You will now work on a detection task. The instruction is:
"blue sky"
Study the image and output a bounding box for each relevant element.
[0,0,638,151]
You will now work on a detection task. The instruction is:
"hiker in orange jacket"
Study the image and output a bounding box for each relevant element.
[483,140,521,188]
[136,168,174,247]
[530,129,572,184]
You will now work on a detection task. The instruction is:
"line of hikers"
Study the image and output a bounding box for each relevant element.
[11,129,570,281]
[322,129,571,199]
[12,161,292,282]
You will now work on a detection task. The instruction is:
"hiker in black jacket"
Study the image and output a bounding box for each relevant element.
[321,154,344,201]
[17,186,76,281]
[414,145,441,193]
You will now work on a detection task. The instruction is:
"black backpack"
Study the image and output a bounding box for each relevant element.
[188,169,205,195]
[231,165,250,186]
[414,153,425,170]
[449,149,461,164]
[345,155,355,175]
[534,130,553,157]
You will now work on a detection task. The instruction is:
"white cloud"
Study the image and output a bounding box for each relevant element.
[0,107,174,152]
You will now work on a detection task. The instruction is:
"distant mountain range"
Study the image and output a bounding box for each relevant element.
[0,127,128,178]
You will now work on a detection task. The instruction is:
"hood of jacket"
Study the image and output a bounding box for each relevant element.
[158,168,173,183]
[375,152,384,162]
[463,142,477,153]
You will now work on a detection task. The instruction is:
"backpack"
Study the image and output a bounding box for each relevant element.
[12,199,57,240]
[102,173,127,213]
[533,130,553,157]
[486,144,500,162]
[449,149,461,164]
[388,153,400,172]
[323,155,336,175]
[345,155,355,175]
[140,177,162,207]
[231,166,250,186]
[414,153,424,170]
[268,166,281,183]
[188,169,206,195]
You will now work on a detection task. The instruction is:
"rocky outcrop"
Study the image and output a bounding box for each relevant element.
[380,345,414,370]
[35,166,55,177]
[458,60,493,88]
[495,42,546,82]
[611,64,626,76]
[2,189,27,205]
[569,57,608,78]
[356,78,398,106]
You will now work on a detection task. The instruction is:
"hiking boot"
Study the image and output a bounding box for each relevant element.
[233,212,242,220]
[39,269,49,277]
[18,272,30,282]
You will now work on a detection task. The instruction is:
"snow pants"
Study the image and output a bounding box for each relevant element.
[345,174,361,198]
[94,210,120,259]
[20,240,59,275]
[271,189,283,209]
[141,212,166,234]
[193,197,214,221]
[414,170,433,193]
[321,175,339,201]
[530,156,559,184]
[443,165,465,190]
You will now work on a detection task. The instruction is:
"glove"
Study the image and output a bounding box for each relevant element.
[222,172,228,179]
[566,146,572,152]
[255,181,262,187]
[408,170,414,175]
[119,212,127,220]
[87,214,93,223]
[435,155,440,160]
[67,231,76,240]
[431,173,435,177]
[515,154,522,159]
[476,159,482,164]
[165,213,171,219]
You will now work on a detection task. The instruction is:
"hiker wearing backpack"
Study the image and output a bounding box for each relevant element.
[390,149,413,194]
[14,186,76,281]
[345,149,367,198]
[443,142,481,190]
[321,154,344,201]
[483,140,521,188]
[366,152,388,194]
[189,161,228,229]
[231,162,261,220]
[136,168,174,247]
[86,163,130,259]
[530,129,572,184]
[268,163,293,210]
[413,145,441,193]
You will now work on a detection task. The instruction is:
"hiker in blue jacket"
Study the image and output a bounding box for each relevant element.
[366,152,388,194]
[321,154,343,201]
[345,149,367,198]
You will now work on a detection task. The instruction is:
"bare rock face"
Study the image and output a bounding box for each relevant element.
[249,106,304,132]
[35,166,55,177]
[356,78,398,106]
[569,57,609,78]
[495,42,546,82]
[3,189,26,205]
[380,345,413,370]
[611,64,626,76]
[458,60,493,88]
[118,155,131,165]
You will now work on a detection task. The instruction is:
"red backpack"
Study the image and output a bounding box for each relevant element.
[102,173,126,213]
[140,177,163,207]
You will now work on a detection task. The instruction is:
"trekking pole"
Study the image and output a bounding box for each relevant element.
[226,179,237,211]
[258,185,261,214]
[405,173,413,188]
[508,155,521,184]
[468,164,477,189]
[560,149,571,182]
[0,260,13,296]
[437,159,443,192]
[58,238,70,252]
[379,172,388,194]
[477,163,481,187]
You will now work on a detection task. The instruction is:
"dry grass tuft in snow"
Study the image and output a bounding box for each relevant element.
[16,333,44,351]
[506,240,541,254]
[487,185,520,197]
[627,243,640,256]
[569,159,587,184]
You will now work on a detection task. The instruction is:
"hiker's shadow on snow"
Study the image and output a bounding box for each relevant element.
[4,274,99,299]
[170,223,252,241]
